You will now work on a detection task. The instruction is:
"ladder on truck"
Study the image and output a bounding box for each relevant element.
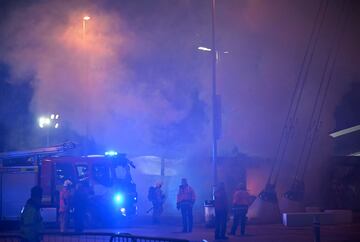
[0,141,76,184]
[0,141,76,161]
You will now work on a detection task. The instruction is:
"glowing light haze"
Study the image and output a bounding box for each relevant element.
[1,0,359,161]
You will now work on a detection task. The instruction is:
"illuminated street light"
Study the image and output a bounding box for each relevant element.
[82,15,91,154]
[329,124,360,138]
[82,15,90,38]
[198,46,212,52]
[38,114,60,146]
[197,0,229,190]
[38,117,51,128]
[197,46,229,60]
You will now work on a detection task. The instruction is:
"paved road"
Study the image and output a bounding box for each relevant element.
[93,223,360,242]
[2,222,360,242]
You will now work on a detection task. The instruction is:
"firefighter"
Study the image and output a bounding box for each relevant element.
[59,180,72,232]
[147,181,165,224]
[176,178,196,233]
[20,186,43,242]
[229,183,252,236]
[214,182,228,240]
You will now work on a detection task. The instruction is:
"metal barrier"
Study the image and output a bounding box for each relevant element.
[0,234,23,242]
[0,232,189,242]
[43,232,114,242]
[110,233,189,242]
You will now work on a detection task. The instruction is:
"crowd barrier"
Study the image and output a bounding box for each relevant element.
[110,233,189,242]
[0,232,189,242]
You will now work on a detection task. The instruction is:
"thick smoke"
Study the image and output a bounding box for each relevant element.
[1,0,360,212]
[0,0,209,156]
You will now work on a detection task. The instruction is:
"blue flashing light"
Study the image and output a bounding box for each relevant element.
[114,193,124,204]
[105,150,118,156]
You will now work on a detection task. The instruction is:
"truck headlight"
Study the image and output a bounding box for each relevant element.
[113,193,124,205]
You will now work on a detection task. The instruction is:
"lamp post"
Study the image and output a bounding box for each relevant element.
[211,0,218,191]
[197,1,220,193]
[82,16,90,36]
[82,15,90,154]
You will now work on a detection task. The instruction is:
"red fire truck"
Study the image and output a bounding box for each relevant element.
[0,142,137,227]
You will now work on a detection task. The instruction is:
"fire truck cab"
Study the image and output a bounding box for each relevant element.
[0,143,137,226]
[42,154,138,224]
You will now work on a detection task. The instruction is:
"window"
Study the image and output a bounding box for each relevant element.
[55,163,75,185]
[92,165,111,186]
[114,165,132,182]
[114,165,127,180]
[76,165,89,182]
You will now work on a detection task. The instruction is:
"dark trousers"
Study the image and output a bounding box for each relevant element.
[74,210,85,233]
[180,204,193,232]
[152,202,163,224]
[231,205,248,235]
[215,209,227,239]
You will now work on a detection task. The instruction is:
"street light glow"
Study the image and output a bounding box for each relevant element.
[329,124,360,138]
[198,46,212,52]
[38,114,60,129]
[83,16,90,21]
[38,116,51,128]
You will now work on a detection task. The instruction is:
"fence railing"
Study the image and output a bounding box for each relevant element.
[0,232,189,242]
[110,233,189,242]
[43,232,115,242]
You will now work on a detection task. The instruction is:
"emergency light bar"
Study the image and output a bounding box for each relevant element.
[105,150,118,156]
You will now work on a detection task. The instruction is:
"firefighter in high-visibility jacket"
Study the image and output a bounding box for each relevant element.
[229,183,252,236]
[176,178,196,233]
[20,186,43,242]
[59,180,72,232]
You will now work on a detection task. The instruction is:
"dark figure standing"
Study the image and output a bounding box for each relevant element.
[73,183,88,232]
[148,181,165,224]
[177,178,196,233]
[214,182,228,240]
[229,183,252,236]
[20,186,43,242]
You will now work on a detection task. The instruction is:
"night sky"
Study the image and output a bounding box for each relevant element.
[0,0,359,161]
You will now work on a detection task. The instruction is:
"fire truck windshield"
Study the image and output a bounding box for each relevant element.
[93,164,111,186]
[114,165,126,179]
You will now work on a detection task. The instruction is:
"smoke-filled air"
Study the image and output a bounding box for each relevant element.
[0,0,212,156]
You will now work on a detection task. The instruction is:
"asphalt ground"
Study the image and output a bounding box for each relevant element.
[1,217,360,242]
[94,223,360,242]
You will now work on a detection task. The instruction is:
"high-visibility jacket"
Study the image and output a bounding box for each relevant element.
[177,185,196,204]
[59,188,72,213]
[232,189,252,206]
[20,199,43,242]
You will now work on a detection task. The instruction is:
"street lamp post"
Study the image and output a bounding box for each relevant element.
[82,15,90,154]
[198,1,221,194]
[211,0,218,190]
[83,16,90,36]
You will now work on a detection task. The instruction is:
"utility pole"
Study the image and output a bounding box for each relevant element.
[211,0,218,190]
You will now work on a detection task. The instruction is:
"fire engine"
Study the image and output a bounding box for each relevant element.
[0,142,137,227]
